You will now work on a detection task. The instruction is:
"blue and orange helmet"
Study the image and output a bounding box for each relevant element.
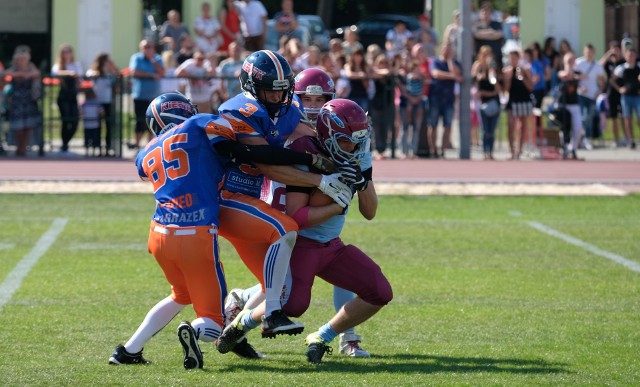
[240,50,295,117]
[145,92,198,136]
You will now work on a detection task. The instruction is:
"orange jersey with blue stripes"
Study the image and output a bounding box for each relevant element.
[135,114,236,227]
[218,94,303,197]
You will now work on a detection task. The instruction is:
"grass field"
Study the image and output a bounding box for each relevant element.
[0,193,639,386]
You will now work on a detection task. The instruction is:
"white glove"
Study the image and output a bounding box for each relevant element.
[319,173,353,208]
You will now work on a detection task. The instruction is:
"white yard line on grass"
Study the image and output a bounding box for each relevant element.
[70,243,146,251]
[0,218,68,311]
[527,221,640,273]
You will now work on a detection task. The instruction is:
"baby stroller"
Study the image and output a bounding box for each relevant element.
[547,105,573,159]
[541,104,570,160]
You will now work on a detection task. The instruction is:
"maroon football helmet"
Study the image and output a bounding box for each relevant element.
[293,68,335,120]
[315,98,370,164]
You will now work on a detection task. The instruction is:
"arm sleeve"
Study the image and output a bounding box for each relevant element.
[214,141,313,166]
[362,167,373,181]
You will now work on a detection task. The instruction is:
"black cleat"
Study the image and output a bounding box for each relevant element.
[261,310,304,338]
[108,344,151,365]
[178,321,203,369]
[216,310,248,354]
[305,333,333,364]
[232,338,265,359]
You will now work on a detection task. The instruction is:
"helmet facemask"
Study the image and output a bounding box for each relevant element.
[294,68,336,122]
[251,81,294,119]
[299,88,334,121]
[318,111,370,164]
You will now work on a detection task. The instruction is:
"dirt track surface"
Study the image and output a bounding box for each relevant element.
[1,158,639,195]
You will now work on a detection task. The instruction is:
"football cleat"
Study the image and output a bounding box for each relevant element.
[232,338,265,359]
[178,321,203,370]
[224,288,246,327]
[305,333,332,364]
[261,309,304,338]
[216,309,249,354]
[339,333,370,358]
[108,344,151,365]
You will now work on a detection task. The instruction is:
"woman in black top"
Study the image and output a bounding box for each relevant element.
[503,50,533,159]
[345,49,371,113]
[473,46,502,160]
[557,51,583,159]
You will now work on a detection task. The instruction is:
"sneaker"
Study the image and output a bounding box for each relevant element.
[108,344,150,365]
[261,309,304,338]
[224,288,245,326]
[339,333,370,358]
[582,138,593,150]
[631,141,637,150]
[232,338,265,359]
[305,333,332,364]
[216,309,249,354]
[178,321,203,370]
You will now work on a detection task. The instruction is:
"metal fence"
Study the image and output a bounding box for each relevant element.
[3,74,400,158]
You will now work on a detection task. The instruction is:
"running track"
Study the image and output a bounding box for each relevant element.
[1,158,639,193]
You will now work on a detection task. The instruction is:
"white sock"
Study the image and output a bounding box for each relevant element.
[124,296,185,353]
[241,284,263,304]
[245,289,266,310]
[263,231,296,317]
[191,317,223,342]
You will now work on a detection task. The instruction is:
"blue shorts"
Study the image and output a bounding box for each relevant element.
[621,94,640,118]
[429,99,454,129]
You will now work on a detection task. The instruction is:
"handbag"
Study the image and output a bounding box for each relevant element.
[480,98,500,117]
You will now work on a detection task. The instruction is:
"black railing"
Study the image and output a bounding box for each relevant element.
[2,73,399,158]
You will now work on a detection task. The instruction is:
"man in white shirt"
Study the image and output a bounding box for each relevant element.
[234,0,268,52]
[175,50,216,113]
[575,43,606,148]
[194,2,222,58]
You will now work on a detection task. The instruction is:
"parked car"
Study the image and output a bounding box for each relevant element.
[298,14,330,50]
[265,19,312,52]
[335,14,420,49]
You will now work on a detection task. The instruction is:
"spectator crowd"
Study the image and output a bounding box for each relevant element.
[0,0,638,160]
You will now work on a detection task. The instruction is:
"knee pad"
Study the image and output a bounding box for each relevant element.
[363,271,394,306]
[191,317,223,342]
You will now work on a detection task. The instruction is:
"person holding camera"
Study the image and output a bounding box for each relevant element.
[575,44,606,149]
[557,51,583,159]
[600,41,626,147]
[473,45,502,160]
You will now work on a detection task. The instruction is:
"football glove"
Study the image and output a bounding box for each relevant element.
[319,173,353,208]
[338,163,368,191]
[311,154,339,174]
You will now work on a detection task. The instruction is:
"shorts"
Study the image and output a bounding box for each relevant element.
[429,98,454,129]
[608,92,621,119]
[621,94,640,118]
